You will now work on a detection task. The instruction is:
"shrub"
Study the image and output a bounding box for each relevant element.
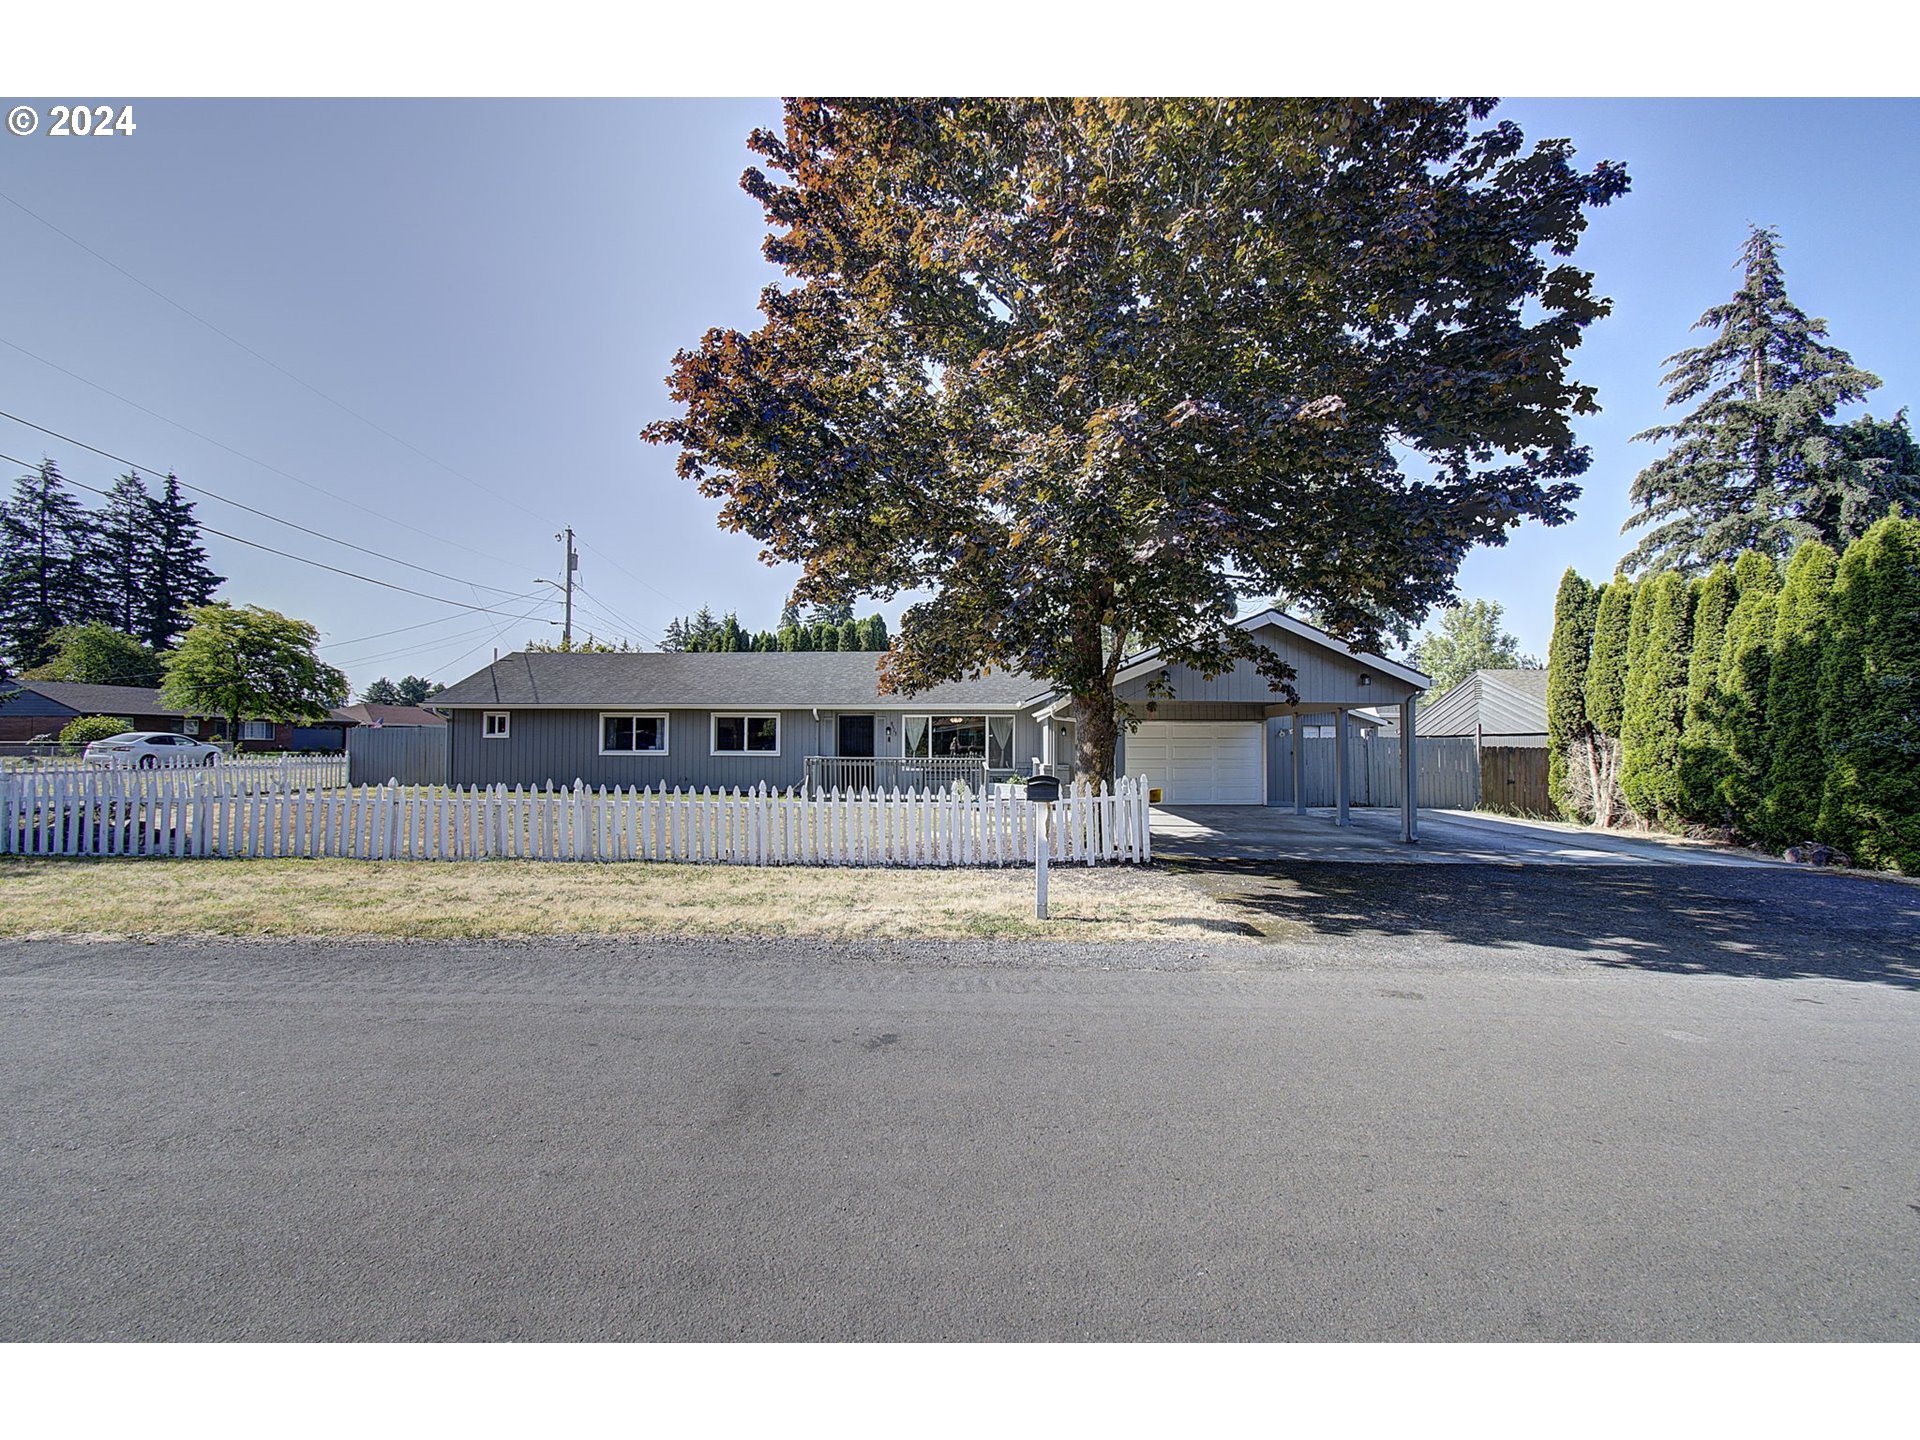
[59,715,134,752]
[1620,571,1693,827]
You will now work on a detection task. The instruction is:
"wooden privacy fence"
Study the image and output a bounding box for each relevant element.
[0,771,1152,867]
[347,726,448,787]
[1271,734,1480,810]
[1477,745,1552,817]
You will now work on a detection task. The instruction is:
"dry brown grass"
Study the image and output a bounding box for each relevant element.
[0,857,1255,943]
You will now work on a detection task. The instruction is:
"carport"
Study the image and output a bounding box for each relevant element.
[1034,610,1431,842]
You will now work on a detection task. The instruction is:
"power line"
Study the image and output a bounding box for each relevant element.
[0,408,528,598]
[322,591,547,650]
[0,449,562,620]
[0,336,538,577]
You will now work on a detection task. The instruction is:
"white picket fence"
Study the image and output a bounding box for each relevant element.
[0,754,347,792]
[0,771,1152,867]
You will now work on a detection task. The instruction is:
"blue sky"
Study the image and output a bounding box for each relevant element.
[3,97,1916,690]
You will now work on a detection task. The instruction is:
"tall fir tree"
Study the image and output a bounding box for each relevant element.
[658,617,690,652]
[1621,227,1884,575]
[1544,570,1598,819]
[860,613,888,651]
[1619,571,1693,827]
[1584,579,1634,738]
[1713,550,1782,827]
[140,472,223,652]
[1674,564,1736,819]
[1758,541,1840,845]
[94,472,152,638]
[1817,517,1920,873]
[0,459,99,673]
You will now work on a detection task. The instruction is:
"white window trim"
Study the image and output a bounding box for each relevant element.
[710,712,781,758]
[599,711,669,757]
[483,711,511,740]
[240,720,275,741]
[904,713,1015,769]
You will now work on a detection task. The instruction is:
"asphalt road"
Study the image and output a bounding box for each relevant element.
[4,873,1918,1341]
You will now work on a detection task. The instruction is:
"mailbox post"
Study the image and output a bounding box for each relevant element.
[1025,775,1062,919]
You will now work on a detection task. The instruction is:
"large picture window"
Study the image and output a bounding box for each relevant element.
[904,714,1015,770]
[712,713,779,755]
[601,713,667,755]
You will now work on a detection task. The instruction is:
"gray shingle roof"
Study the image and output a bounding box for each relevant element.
[431,651,1041,710]
[1416,668,1549,738]
[0,680,187,716]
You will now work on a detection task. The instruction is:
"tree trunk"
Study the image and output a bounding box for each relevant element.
[1072,690,1120,790]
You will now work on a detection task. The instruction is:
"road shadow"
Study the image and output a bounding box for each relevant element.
[1164,861,1920,987]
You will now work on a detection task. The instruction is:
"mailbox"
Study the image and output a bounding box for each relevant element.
[1025,775,1062,803]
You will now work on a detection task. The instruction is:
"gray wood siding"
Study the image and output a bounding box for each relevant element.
[1115,623,1420,708]
[449,707,1042,789]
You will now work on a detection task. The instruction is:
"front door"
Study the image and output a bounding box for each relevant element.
[838,714,875,758]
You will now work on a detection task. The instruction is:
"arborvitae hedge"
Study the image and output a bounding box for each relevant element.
[1716,551,1781,826]
[1620,571,1693,826]
[1545,569,1598,818]
[1818,517,1920,872]
[1585,579,1633,737]
[1757,542,1839,845]
[1676,565,1736,820]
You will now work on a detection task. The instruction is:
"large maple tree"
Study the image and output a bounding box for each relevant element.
[646,99,1628,782]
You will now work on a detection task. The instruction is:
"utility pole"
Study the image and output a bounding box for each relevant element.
[558,527,577,648]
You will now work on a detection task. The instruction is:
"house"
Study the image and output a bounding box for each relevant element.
[0,679,358,753]
[1414,668,1549,748]
[430,609,1433,834]
[335,703,447,730]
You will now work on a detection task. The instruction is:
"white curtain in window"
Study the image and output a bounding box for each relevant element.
[988,716,1014,770]
[904,715,929,758]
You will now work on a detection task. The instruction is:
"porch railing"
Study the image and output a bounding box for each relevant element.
[804,755,995,793]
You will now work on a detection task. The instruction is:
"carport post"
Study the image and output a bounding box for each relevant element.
[1400,696,1418,843]
[1334,709,1351,827]
[1291,714,1306,815]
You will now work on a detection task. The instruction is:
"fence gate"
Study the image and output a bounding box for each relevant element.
[347,726,448,787]
[1478,745,1552,817]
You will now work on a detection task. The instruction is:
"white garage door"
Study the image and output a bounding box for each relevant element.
[1124,721,1265,805]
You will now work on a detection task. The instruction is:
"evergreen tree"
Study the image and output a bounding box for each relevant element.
[1623,575,1653,684]
[860,613,889,651]
[1811,410,1920,550]
[659,617,690,652]
[814,623,839,652]
[718,613,748,652]
[1544,570,1598,819]
[394,675,438,705]
[777,623,802,652]
[1675,564,1736,819]
[809,599,854,627]
[1621,227,1883,575]
[838,618,861,652]
[1620,571,1693,827]
[1714,550,1782,827]
[1584,580,1634,738]
[0,459,99,672]
[95,472,153,638]
[1758,541,1839,844]
[1817,517,1920,873]
[361,677,402,705]
[140,473,223,651]
[778,598,801,631]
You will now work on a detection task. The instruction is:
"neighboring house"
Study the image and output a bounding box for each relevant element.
[335,703,447,730]
[0,679,358,753]
[430,609,1431,809]
[1414,668,1549,747]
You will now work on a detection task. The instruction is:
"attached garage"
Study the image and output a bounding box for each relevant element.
[1123,720,1265,805]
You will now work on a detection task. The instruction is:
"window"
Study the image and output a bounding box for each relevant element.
[711,713,779,755]
[601,713,667,755]
[241,720,274,741]
[483,711,511,739]
[904,714,1015,770]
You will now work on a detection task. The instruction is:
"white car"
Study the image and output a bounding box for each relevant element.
[83,732,226,769]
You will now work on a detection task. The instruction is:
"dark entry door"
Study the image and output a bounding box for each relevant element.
[838,714,875,758]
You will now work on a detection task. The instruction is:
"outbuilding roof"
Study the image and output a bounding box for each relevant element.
[431,650,1039,711]
[1416,668,1549,739]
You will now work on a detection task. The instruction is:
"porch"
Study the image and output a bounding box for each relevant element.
[803,754,1008,793]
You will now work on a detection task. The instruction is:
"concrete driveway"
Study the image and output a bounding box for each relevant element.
[1152,805,1787,866]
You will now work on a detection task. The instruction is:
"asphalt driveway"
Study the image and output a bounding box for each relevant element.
[4,863,1917,1342]
[1152,804,1789,865]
